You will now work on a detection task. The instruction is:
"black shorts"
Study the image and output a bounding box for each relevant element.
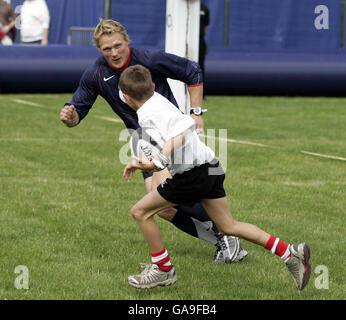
[157,159,226,205]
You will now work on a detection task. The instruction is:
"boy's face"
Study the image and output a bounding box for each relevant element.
[98,32,130,69]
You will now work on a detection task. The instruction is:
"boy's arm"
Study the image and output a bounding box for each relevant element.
[124,113,194,179]
[160,134,185,160]
[123,133,186,180]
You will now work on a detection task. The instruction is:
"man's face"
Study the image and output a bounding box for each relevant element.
[98,32,130,69]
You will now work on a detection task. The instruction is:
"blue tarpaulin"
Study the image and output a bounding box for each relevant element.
[3,0,346,95]
[8,0,345,50]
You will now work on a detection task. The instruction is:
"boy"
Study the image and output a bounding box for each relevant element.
[120,65,311,291]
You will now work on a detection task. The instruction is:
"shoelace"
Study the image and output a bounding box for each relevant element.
[217,234,229,252]
[286,255,302,289]
[286,256,299,272]
[137,264,162,284]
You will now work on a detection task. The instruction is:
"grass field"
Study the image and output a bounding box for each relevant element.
[0,93,345,300]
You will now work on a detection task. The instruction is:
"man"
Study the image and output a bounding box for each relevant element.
[0,0,16,45]
[20,0,50,45]
[60,19,247,263]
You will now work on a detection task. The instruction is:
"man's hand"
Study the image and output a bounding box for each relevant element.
[123,158,156,181]
[60,105,79,127]
[190,114,204,134]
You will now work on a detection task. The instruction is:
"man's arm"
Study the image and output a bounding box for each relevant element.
[149,51,205,131]
[2,5,16,33]
[188,84,204,133]
[7,5,16,30]
[60,66,98,127]
[41,28,49,45]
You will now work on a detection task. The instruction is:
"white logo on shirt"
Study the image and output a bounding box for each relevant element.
[104,75,115,82]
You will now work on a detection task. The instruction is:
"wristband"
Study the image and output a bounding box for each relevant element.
[190,107,208,116]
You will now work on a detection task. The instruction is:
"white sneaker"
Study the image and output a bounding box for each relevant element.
[128,263,177,289]
[285,243,311,291]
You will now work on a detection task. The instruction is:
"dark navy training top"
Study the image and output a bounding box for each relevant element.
[70,47,203,130]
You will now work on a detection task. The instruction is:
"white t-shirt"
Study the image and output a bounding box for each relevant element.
[20,0,50,42]
[137,92,215,176]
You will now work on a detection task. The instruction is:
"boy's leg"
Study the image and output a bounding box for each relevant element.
[201,197,311,291]
[131,188,174,253]
[201,197,271,246]
[128,189,177,289]
[147,169,247,263]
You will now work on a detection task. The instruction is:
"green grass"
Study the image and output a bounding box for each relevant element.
[0,94,345,300]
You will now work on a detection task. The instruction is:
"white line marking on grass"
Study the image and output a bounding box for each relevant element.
[95,116,122,123]
[282,180,346,186]
[282,181,325,187]
[12,99,42,107]
[301,151,346,162]
[200,134,275,148]
[0,138,107,143]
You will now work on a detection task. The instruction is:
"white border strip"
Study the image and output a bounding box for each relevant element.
[95,116,122,123]
[200,134,274,148]
[301,150,346,162]
[12,99,42,107]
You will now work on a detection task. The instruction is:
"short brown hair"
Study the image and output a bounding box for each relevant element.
[94,19,130,48]
[119,65,154,101]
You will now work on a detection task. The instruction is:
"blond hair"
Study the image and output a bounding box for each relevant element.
[94,19,130,48]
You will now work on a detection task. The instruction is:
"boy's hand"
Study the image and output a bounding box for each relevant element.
[123,157,156,180]
[123,160,138,180]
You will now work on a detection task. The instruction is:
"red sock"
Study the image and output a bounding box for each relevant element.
[151,248,173,272]
[265,235,291,262]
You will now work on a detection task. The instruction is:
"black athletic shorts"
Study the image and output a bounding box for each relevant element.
[157,159,226,205]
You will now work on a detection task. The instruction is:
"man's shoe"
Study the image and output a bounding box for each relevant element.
[285,243,311,291]
[214,234,240,263]
[128,263,177,289]
[233,244,248,262]
[214,237,248,263]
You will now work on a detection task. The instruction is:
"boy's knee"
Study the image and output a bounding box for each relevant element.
[131,204,147,222]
